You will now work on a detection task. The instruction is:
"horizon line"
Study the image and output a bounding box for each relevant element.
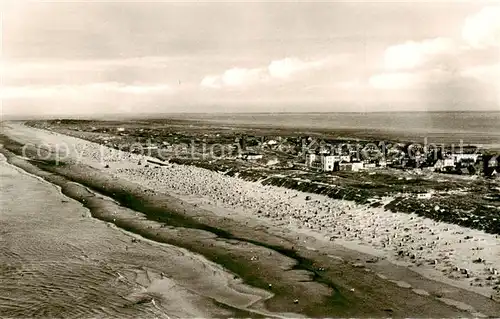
[3,109,500,121]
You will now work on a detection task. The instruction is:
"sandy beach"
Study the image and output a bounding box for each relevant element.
[2,122,500,317]
[116,163,500,299]
[5,1,500,317]
[0,150,280,318]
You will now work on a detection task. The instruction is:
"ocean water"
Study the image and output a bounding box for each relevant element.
[0,155,260,318]
[168,112,500,147]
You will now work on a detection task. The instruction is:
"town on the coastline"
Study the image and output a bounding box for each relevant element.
[35,122,500,178]
[235,135,500,178]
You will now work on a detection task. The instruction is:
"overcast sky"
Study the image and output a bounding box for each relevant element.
[2,0,499,115]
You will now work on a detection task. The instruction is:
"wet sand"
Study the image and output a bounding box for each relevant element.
[1,122,500,317]
[0,154,278,318]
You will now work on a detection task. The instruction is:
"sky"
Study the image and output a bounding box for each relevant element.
[1,0,499,116]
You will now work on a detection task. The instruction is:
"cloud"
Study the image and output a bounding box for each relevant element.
[200,57,328,89]
[462,6,500,49]
[380,5,499,72]
[200,67,265,89]
[461,63,500,85]
[369,69,453,90]
[267,57,326,79]
[383,38,456,70]
[199,76,222,89]
[1,82,173,99]
[1,56,179,81]
[372,5,499,92]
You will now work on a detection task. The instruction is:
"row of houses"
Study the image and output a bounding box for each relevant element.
[307,150,499,177]
[433,154,499,176]
[305,153,386,172]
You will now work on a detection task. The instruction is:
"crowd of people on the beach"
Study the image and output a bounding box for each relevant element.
[110,159,500,300]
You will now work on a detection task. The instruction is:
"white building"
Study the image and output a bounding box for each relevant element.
[266,139,278,146]
[243,154,263,160]
[434,158,455,171]
[417,193,432,199]
[488,157,498,167]
[364,163,376,169]
[444,158,455,167]
[340,161,364,172]
[319,149,331,155]
[340,155,351,162]
[452,153,479,163]
[305,153,317,167]
[266,158,279,166]
[321,155,336,171]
